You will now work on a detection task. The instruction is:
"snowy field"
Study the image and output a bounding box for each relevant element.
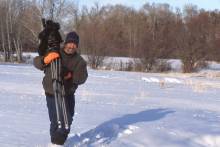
[0,63,220,147]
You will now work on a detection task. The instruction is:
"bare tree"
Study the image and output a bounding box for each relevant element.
[0,0,220,72]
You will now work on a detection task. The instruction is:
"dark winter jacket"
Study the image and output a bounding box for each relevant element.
[33,49,88,96]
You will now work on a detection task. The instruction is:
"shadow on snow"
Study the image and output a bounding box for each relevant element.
[65,108,175,147]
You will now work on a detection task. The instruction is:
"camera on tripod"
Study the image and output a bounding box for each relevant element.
[38,19,63,56]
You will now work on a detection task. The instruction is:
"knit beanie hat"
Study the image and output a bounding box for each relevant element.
[64,31,79,47]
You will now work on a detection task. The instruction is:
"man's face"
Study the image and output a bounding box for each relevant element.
[64,42,77,55]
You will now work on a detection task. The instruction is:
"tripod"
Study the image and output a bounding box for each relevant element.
[51,58,69,130]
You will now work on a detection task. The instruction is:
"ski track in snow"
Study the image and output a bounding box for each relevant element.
[0,64,220,147]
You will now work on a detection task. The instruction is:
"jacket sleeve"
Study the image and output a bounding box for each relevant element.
[33,56,45,71]
[72,59,88,85]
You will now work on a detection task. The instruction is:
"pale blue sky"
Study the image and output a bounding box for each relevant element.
[78,0,220,10]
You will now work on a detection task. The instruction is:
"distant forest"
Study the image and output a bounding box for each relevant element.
[1,0,220,72]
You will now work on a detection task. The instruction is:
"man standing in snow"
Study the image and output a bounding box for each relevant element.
[33,31,88,145]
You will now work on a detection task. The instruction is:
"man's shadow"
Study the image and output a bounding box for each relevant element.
[65,108,175,147]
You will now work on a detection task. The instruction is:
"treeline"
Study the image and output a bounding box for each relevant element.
[77,4,220,72]
[0,1,220,72]
[0,0,41,62]
[0,0,73,62]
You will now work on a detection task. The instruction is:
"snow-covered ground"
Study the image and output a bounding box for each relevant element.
[0,63,220,147]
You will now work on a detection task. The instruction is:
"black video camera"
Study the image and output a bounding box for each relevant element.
[38,19,63,56]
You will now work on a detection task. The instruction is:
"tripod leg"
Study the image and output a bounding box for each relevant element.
[61,84,69,130]
[51,60,62,129]
[58,59,69,130]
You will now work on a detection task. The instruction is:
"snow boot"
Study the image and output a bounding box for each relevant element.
[51,128,68,145]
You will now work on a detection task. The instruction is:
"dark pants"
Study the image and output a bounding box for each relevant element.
[46,94,75,145]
